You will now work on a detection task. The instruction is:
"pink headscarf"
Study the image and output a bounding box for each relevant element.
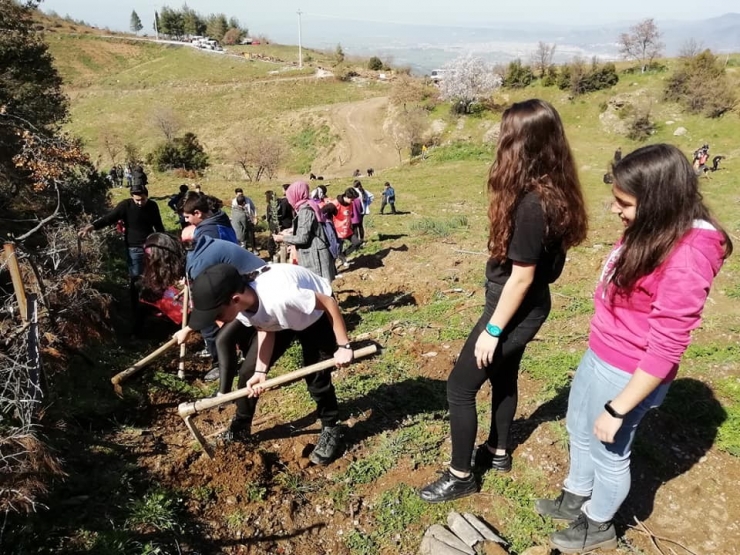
[286,181,325,223]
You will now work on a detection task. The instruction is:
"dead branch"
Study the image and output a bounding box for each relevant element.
[632,517,700,555]
[453,249,487,256]
[15,183,61,242]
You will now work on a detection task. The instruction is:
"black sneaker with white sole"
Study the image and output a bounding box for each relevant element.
[220,417,252,443]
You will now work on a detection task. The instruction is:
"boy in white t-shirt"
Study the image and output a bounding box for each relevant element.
[178,263,354,465]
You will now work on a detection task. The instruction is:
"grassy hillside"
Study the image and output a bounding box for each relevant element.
[15,28,740,555]
[44,33,387,168]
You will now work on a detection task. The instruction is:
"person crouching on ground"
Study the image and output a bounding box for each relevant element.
[535,144,732,553]
[174,263,354,465]
[419,99,588,503]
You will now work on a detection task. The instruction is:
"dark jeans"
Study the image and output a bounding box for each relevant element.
[127,247,145,328]
[380,196,396,214]
[201,323,220,363]
[447,281,550,472]
[216,319,256,393]
[232,314,339,427]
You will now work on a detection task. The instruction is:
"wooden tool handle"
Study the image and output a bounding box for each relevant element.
[178,344,378,418]
[111,337,178,386]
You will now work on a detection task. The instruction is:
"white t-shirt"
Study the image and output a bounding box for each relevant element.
[236,264,332,332]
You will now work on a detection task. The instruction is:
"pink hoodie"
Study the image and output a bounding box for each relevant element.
[589,221,727,383]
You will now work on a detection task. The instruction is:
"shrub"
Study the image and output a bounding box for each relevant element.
[558,60,619,96]
[147,132,209,173]
[503,59,534,89]
[542,65,558,87]
[664,49,737,118]
[368,56,383,71]
[627,112,657,141]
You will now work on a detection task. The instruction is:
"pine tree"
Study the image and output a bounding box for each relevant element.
[130,10,143,34]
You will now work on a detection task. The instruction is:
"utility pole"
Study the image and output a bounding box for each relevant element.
[154,10,159,41]
[297,9,303,69]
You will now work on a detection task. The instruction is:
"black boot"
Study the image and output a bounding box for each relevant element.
[419,469,477,503]
[221,416,252,443]
[310,425,343,465]
[472,443,512,473]
[535,490,590,521]
[549,512,617,554]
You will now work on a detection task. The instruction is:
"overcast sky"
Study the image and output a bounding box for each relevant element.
[41,0,739,32]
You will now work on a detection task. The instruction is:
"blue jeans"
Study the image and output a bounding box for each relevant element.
[127,247,145,278]
[563,349,670,522]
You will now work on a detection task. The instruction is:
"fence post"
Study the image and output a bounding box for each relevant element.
[3,242,28,324]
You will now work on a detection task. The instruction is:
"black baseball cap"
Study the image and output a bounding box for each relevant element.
[188,264,243,331]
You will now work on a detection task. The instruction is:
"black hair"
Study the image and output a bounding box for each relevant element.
[131,186,148,197]
[179,184,189,193]
[344,187,359,199]
[235,188,243,194]
[321,203,338,218]
[141,233,186,299]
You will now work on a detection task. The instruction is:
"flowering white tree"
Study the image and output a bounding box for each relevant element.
[439,56,503,112]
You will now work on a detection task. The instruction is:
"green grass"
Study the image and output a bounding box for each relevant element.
[126,488,181,532]
[715,378,740,456]
[409,215,469,237]
[431,141,493,162]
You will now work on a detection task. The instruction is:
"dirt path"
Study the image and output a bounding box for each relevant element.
[312,97,398,177]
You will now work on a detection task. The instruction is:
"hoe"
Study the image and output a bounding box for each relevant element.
[177,344,379,458]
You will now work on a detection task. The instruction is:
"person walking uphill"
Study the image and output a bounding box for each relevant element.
[380,182,397,214]
[535,144,732,554]
[79,185,165,334]
[175,263,355,465]
[274,181,336,282]
[419,99,588,503]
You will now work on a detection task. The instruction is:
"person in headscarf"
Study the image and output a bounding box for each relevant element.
[274,181,336,282]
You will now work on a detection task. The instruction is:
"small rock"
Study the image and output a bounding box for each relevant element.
[483,544,510,555]
[226,495,238,505]
[665,120,675,125]
[520,547,551,555]
[427,524,475,555]
[673,127,688,136]
[448,511,484,547]
[298,458,311,470]
[422,352,438,358]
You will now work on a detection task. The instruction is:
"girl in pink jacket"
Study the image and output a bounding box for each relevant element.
[536,143,733,553]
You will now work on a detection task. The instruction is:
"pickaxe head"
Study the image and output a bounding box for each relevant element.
[183,414,215,459]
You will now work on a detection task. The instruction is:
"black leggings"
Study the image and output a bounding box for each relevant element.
[447,282,550,473]
[227,314,340,427]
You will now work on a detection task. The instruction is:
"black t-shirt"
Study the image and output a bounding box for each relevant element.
[485,191,565,287]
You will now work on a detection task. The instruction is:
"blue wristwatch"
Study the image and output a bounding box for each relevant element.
[485,323,502,338]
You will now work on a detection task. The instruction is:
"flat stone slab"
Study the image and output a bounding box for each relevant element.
[462,513,507,545]
[426,524,476,555]
[447,511,484,547]
[418,535,470,555]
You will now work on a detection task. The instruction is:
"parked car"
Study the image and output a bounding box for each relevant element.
[430,69,446,83]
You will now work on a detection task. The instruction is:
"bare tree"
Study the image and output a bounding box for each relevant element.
[386,106,427,164]
[531,41,557,78]
[618,18,664,73]
[151,106,181,142]
[99,131,122,165]
[679,38,703,59]
[232,133,286,181]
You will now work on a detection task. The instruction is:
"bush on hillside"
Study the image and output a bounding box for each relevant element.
[368,56,384,71]
[147,133,209,173]
[626,110,657,141]
[558,60,619,96]
[664,50,737,118]
[503,59,535,89]
[542,65,558,87]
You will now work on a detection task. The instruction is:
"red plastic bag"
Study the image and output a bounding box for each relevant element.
[140,286,187,325]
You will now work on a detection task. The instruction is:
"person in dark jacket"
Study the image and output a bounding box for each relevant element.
[277,183,295,231]
[79,185,164,334]
[180,191,239,373]
[168,184,190,228]
[132,165,148,189]
[181,192,238,244]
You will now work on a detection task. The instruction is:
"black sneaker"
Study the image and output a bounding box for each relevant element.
[221,417,252,443]
[549,512,618,554]
[204,364,220,382]
[472,444,512,473]
[535,490,590,521]
[419,469,478,503]
[309,425,343,465]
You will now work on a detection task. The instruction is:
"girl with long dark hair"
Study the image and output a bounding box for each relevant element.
[536,144,732,553]
[420,99,588,503]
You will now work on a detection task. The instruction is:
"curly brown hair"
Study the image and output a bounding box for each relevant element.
[141,233,186,300]
[487,99,588,262]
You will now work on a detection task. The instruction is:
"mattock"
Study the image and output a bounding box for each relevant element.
[177,345,379,459]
